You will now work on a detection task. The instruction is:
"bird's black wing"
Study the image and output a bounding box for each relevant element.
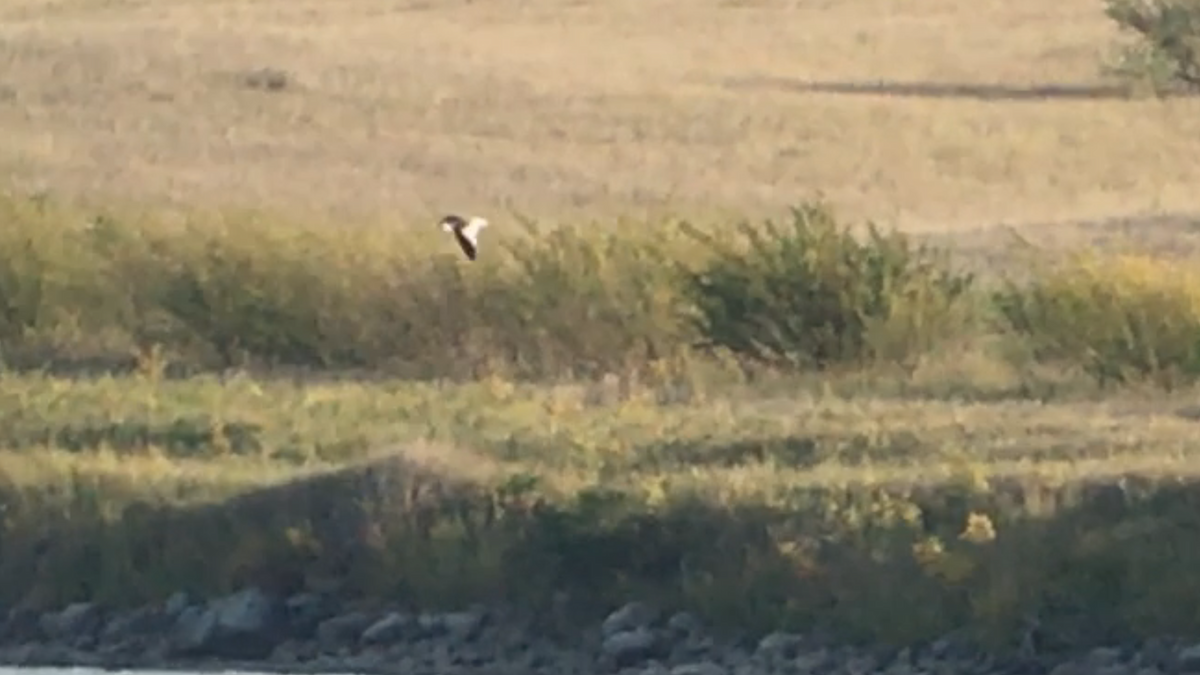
[453,228,477,260]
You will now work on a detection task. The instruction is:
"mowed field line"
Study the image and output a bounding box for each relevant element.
[3,369,1200,490]
[1,0,1198,233]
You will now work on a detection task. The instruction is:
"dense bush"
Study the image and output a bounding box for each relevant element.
[994,252,1200,388]
[677,203,976,371]
[7,190,1200,389]
[1103,0,1200,95]
[0,192,977,381]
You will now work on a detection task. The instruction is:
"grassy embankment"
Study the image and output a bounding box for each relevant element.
[5,191,1200,650]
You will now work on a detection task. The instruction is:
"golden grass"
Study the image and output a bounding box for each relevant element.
[6,0,1200,649]
[2,0,1200,234]
[996,251,1200,387]
[0,191,987,382]
[5,188,1200,394]
[2,368,1197,479]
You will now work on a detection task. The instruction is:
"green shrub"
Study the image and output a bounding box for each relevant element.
[677,202,975,371]
[994,252,1200,388]
[1103,0,1200,95]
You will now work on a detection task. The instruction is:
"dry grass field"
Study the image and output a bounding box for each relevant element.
[2,0,1200,236]
[7,0,1200,651]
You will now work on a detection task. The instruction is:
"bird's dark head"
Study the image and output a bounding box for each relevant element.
[439,214,467,232]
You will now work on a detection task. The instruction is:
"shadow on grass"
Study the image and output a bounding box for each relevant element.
[620,431,1175,472]
[0,416,265,458]
[623,433,935,471]
[5,449,1200,651]
[718,76,1156,102]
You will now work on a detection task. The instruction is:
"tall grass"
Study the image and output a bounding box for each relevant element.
[995,251,1200,389]
[4,190,1200,388]
[0,192,977,384]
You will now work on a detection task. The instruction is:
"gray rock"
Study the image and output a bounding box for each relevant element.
[793,648,832,673]
[1180,644,1200,672]
[388,654,421,674]
[415,612,442,635]
[719,647,754,670]
[163,592,189,617]
[100,606,162,643]
[666,612,703,636]
[285,592,331,638]
[0,644,37,666]
[424,640,462,673]
[95,631,154,663]
[138,636,170,665]
[442,608,488,642]
[1136,641,1175,671]
[843,654,880,675]
[883,660,920,675]
[602,627,662,668]
[169,587,283,659]
[269,638,315,664]
[1087,647,1124,667]
[409,609,487,643]
[316,611,374,651]
[507,636,571,671]
[670,634,717,664]
[728,662,761,675]
[341,648,390,671]
[1091,666,1135,675]
[171,605,218,654]
[927,632,975,661]
[214,587,277,634]
[894,647,916,664]
[1,607,44,642]
[603,602,658,637]
[40,602,102,641]
[1048,663,1087,675]
[671,662,727,675]
[30,594,1200,675]
[756,631,804,660]
[9,642,88,667]
[361,611,415,645]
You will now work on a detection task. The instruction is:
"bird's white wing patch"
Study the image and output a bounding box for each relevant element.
[461,217,489,244]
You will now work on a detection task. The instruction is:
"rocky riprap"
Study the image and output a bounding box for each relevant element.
[3,588,1200,675]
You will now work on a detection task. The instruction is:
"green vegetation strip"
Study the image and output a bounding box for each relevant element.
[4,372,1200,648]
[6,192,1200,388]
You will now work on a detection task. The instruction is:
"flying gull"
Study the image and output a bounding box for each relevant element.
[438,214,489,261]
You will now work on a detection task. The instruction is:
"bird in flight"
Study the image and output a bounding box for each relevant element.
[438,214,489,261]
